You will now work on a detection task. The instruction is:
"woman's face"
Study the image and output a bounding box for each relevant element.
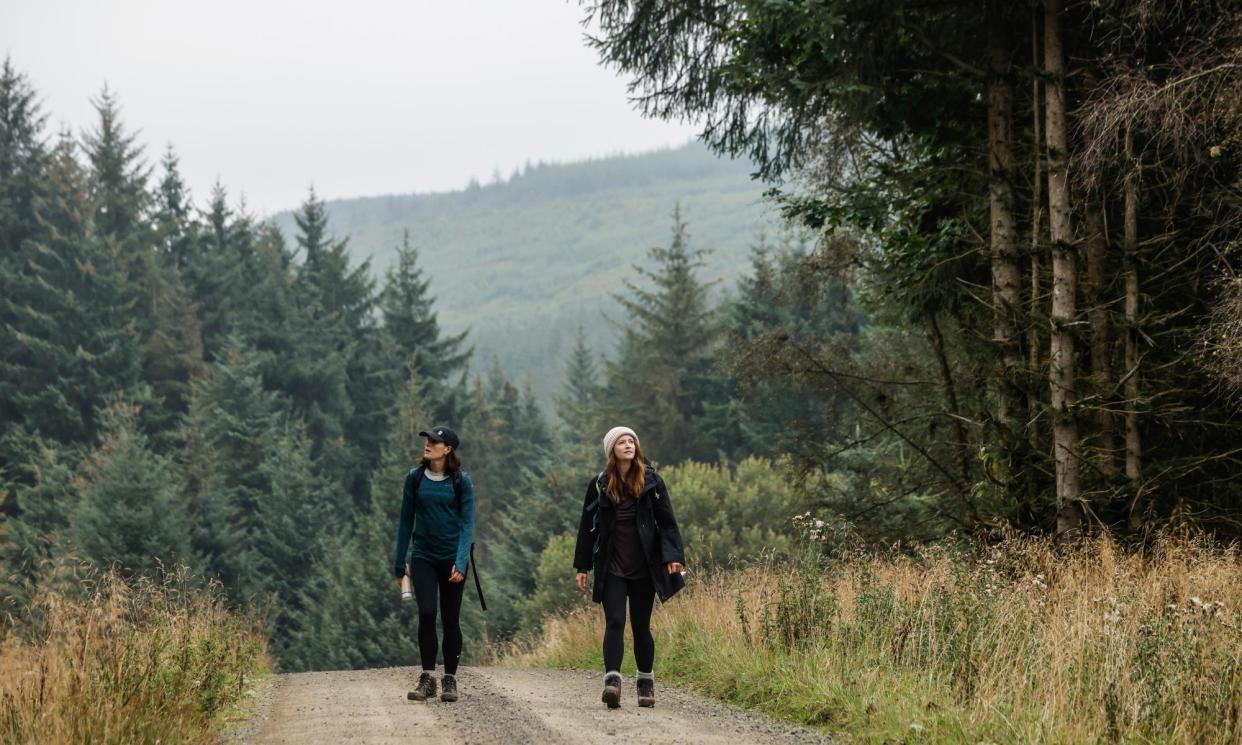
[612,434,637,462]
[424,439,452,460]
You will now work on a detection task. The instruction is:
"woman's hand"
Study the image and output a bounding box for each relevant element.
[667,562,684,574]
[449,566,465,583]
[575,572,588,594]
[396,576,404,589]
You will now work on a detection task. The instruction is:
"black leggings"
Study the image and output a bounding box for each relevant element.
[411,558,466,675]
[601,573,655,674]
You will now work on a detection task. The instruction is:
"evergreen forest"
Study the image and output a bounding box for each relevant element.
[5,0,1242,683]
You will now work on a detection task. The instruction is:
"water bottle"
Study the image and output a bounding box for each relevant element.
[401,564,413,601]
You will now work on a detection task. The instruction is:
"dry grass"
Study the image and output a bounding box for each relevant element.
[0,566,270,745]
[505,535,1242,743]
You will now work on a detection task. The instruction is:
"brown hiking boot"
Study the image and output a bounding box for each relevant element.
[407,672,437,701]
[637,677,655,708]
[440,674,458,702]
[601,673,622,709]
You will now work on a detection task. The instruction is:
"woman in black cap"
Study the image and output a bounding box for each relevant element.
[574,425,686,709]
[393,425,474,703]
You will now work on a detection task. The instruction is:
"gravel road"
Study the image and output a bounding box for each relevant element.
[231,666,832,745]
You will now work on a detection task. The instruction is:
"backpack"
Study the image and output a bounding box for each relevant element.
[409,466,486,611]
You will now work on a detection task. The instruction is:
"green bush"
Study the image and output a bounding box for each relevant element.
[661,457,819,567]
[516,533,591,633]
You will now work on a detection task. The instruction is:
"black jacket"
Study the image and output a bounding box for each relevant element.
[573,465,687,603]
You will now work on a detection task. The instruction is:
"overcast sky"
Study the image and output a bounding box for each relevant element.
[1,1,700,215]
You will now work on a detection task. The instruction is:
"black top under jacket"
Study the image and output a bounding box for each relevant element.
[573,464,687,604]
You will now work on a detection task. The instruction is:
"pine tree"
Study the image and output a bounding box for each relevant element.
[0,57,47,260]
[602,206,722,464]
[379,230,471,385]
[83,89,199,436]
[0,58,49,489]
[721,235,865,457]
[284,373,427,670]
[0,136,141,449]
[555,326,602,444]
[247,422,334,665]
[182,341,282,587]
[281,189,378,502]
[82,86,149,241]
[68,400,193,575]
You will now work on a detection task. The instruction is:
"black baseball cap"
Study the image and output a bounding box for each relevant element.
[419,425,460,449]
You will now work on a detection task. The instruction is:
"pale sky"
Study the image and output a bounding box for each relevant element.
[1,1,700,215]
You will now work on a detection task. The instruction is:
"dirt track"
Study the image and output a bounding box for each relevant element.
[230,666,832,745]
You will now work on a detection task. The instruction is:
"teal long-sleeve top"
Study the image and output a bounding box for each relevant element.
[392,468,475,577]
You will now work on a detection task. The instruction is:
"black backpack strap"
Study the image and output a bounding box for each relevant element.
[470,542,486,610]
[452,470,464,513]
[406,466,426,540]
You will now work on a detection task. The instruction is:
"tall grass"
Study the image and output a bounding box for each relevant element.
[505,535,1242,743]
[0,566,270,744]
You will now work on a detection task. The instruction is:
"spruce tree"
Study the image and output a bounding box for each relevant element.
[82,86,148,241]
[0,57,47,260]
[181,341,282,589]
[284,373,428,671]
[0,58,49,488]
[0,136,141,449]
[603,206,722,464]
[379,230,471,386]
[68,400,193,575]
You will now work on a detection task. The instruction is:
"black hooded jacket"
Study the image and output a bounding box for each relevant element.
[573,464,687,603]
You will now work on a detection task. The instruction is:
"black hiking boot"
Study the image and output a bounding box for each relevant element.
[407,672,437,701]
[601,673,622,709]
[440,674,458,702]
[637,677,655,708]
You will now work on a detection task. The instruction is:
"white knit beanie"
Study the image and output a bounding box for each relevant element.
[603,426,639,457]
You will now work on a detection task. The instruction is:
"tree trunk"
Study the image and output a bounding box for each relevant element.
[1028,6,1044,449]
[988,0,1025,433]
[1123,126,1144,528]
[1084,201,1118,479]
[1044,0,1082,537]
[927,312,974,504]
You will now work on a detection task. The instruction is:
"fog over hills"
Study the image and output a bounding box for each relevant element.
[272,143,777,403]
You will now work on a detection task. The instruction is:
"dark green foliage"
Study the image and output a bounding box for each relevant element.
[601,207,725,464]
[67,401,193,575]
[722,234,865,458]
[379,230,471,387]
[0,57,47,259]
[0,137,141,450]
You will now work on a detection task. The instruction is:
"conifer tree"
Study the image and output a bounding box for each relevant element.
[0,57,47,260]
[82,87,148,241]
[556,327,602,444]
[247,422,334,665]
[82,89,199,435]
[181,341,282,587]
[68,400,193,575]
[379,230,471,386]
[602,207,721,464]
[0,136,140,449]
[284,373,431,671]
[282,190,378,501]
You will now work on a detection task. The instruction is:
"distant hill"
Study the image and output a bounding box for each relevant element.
[271,143,776,405]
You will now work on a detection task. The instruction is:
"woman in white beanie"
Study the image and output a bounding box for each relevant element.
[573,426,686,709]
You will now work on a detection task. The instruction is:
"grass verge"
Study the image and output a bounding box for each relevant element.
[503,535,1242,743]
[1,567,270,744]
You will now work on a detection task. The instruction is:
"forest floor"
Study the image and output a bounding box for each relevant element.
[226,665,832,745]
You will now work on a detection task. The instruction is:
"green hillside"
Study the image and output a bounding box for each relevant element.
[271,143,776,402]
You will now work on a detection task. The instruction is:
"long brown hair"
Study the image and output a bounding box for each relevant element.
[420,449,461,477]
[605,442,646,504]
